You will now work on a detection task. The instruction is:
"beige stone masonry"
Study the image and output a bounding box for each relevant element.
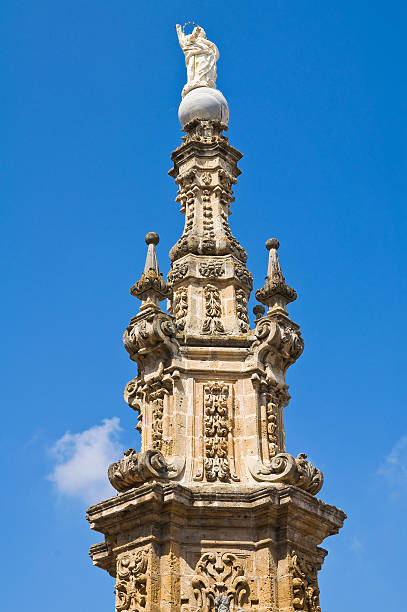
[87,28,345,610]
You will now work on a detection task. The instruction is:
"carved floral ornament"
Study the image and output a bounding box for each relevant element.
[204,382,232,482]
[115,549,148,611]
[235,288,249,332]
[174,286,188,330]
[167,262,188,284]
[199,261,225,278]
[192,552,249,611]
[290,551,321,612]
[202,284,225,334]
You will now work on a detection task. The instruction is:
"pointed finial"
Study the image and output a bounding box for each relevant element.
[255,238,297,315]
[130,232,171,309]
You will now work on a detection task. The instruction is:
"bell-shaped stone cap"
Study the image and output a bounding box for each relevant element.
[255,238,297,315]
[130,232,171,309]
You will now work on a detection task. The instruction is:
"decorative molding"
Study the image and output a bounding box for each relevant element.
[115,549,148,611]
[202,284,225,334]
[290,551,321,612]
[204,382,231,482]
[192,552,249,611]
[199,261,225,278]
[235,288,250,332]
[180,119,228,144]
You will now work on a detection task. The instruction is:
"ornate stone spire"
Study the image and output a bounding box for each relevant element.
[255,238,297,315]
[87,25,346,612]
[167,120,252,338]
[130,232,171,310]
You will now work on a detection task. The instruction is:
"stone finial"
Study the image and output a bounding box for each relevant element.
[130,232,171,309]
[253,305,265,321]
[255,238,297,315]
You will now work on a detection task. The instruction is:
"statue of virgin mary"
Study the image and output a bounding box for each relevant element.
[176,24,219,97]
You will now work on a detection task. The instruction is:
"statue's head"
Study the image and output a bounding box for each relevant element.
[194,25,206,39]
[183,22,207,40]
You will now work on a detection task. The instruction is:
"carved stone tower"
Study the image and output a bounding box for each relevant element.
[87,24,345,612]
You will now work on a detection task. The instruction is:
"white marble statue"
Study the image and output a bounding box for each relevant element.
[176,23,219,97]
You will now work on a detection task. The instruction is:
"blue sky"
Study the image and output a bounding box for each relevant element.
[1,1,406,609]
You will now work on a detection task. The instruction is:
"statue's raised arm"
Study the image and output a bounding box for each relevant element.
[176,23,219,97]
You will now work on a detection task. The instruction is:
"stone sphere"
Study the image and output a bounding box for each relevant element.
[145,232,159,246]
[178,87,229,129]
[266,238,280,251]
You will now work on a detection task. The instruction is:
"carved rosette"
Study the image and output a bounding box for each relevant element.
[115,549,148,611]
[289,551,321,612]
[192,552,249,611]
[202,284,224,334]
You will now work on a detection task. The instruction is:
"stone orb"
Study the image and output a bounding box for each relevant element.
[178,87,229,129]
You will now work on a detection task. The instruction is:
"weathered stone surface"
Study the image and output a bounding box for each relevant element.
[88,483,345,610]
[87,23,345,611]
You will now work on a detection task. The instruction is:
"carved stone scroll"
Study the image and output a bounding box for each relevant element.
[192,552,249,611]
[290,551,321,612]
[247,453,323,495]
[115,549,148,611]
[108,449,185,492]
[202,284,224,334]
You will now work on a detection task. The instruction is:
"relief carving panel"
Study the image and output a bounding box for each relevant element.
[115,549,148,611]
[192,551,249,611]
